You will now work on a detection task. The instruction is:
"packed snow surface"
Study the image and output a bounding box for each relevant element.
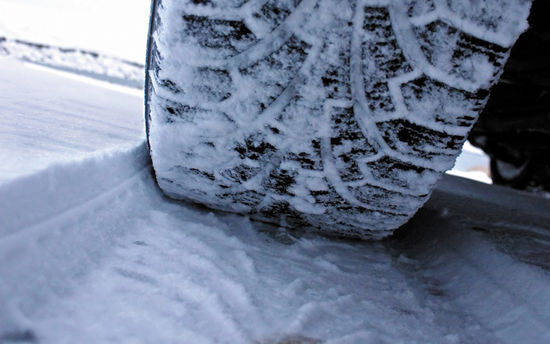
[0,38,145,89]
[0,58,143,183]
[1,58,550,343]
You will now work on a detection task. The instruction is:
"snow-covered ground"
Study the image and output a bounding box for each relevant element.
[0,38,145,89]
[0,59,143,183]
[1,57,550,343]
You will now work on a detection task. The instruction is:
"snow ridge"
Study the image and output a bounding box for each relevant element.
[0,142,152,336]
[0,37,145,88]
[0,142,150,239]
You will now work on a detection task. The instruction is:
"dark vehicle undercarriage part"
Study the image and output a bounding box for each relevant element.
[470,0,550,191]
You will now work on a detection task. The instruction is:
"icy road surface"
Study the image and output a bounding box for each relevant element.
[1,58,550,343]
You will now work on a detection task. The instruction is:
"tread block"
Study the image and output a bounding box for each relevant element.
[377,119,462,159]
[414,21,509,84]
[168,166,216,183]
[361,7,411,115]
[362,7,413,79]
[349,184,422,214]
[218,190,264,208]
[187,0,249,8]
[321,36,352,99]
[287,149,323,171]
[404,0,436,17]
[221,164,262,183]
[240,35,310,113]
[183,15,256,55]
[252,0,302,31]
[193,67,233,102]
[330,107,377,182]
[310,185,347,209]
[258,200,308,227]
[446,0,531,37]
[452,33,509,83]
[263,168,298,195]
[364,157,438,195]
[159,99,234,127]
[364,81,395,113]
[234,133,277,161]
[158,78,184,95]
[400,76,486,127]
[222,133,277,184]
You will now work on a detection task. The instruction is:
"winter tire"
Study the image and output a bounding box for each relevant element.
[145,0,531,239]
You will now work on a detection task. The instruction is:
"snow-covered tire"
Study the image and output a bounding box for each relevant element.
[145,0,531,239]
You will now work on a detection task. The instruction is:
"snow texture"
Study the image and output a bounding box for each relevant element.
[1,52,550,344]
[147,0,530,238]
[0,58,144,184]
[0,37,145,89]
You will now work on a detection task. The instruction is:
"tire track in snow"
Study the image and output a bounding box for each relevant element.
[1,142,549,343]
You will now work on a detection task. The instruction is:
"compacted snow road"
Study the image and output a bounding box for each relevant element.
[1,58,549,343]
[0,59,144,183]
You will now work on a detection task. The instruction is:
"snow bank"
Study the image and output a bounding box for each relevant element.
[0,142,150,238]
[0,37,145,88]
[0,142,153,337]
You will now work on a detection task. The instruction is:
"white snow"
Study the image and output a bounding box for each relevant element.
[0,38,145,89]
[450,141,492,184]
[446,169,491,184]
[1,53,550,343]
[0,58,143,184]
